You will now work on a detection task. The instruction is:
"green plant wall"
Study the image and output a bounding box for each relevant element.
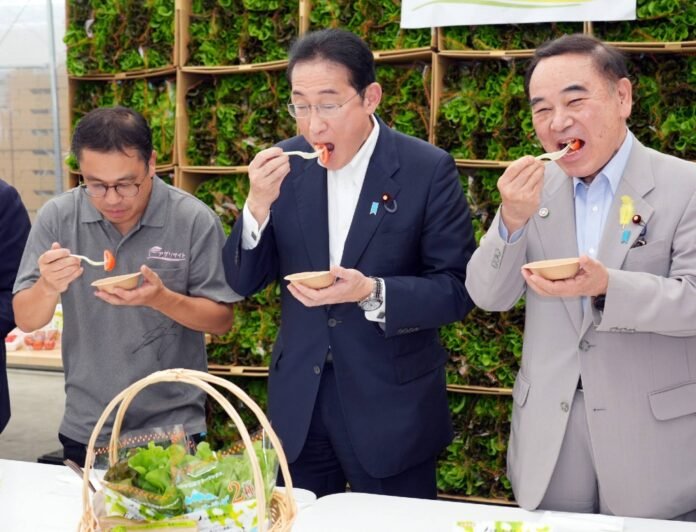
[70,78,176,167]
[188,0,299,66]
[440,23,583,51]
[308,0,431,51]
[65,0,175,76]
[185,72,295,166]
[67,0,696,505]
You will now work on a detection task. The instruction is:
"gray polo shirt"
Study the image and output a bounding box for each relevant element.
[14,176,242,444]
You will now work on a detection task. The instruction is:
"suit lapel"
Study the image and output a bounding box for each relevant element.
[534,169,583,334]
[340,120,401,269]
[579,140,655,336]
[293,160,330,272]
[596,143,655,271]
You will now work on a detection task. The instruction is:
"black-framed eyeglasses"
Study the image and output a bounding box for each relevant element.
[80,176,151,198]
[287,91,362,119]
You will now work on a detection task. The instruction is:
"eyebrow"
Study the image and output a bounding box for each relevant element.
[291,88,340,97]
[82,174,138,183]
[530,83,589,107]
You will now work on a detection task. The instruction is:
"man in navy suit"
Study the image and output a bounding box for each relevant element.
[0,179,31,432]
[223,28,475,499]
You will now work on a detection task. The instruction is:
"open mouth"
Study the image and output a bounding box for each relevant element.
[313,143,334,165]
[560,138,584,152]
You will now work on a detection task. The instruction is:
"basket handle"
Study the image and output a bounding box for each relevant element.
[80,368,296,532]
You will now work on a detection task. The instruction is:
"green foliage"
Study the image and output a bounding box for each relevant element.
[308,0,431,51]
[71,78,176,165]
[65,0,174,75]
[195,175,279,367]
[443,307,523,389]
[185,73,295,166]
[205,378,268,449]
[629,54,696,160]
[438,394,513,500]
[594,0,696,42]
[188,0,298,66]
[441,22,582,51]
[376,62,431,141]
[437,59,540,161]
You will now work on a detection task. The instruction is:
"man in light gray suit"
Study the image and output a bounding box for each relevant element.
[466,34,696,521]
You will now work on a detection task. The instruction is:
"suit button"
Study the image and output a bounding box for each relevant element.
[579,339,591,352]
[560,401,570,413]
[328,318,338,327]
[313,365,321,375]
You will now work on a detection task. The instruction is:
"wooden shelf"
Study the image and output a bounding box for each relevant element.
[7,349,62,371]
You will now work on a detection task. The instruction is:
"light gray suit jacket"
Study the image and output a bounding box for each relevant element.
[466,138,696,519]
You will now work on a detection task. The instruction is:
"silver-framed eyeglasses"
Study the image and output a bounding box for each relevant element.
[80,176,150,198]
[287,91,361,119]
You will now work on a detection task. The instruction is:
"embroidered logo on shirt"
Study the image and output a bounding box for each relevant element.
[147,246,186,262]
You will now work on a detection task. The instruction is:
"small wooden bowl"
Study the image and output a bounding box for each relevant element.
[91,272,142,294]
[523,258,580,280]
[284,271,335,289]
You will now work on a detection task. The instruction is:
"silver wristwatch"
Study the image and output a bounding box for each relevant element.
[358,277,384,312]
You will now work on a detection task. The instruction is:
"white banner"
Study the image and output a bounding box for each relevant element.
[401,0,636,29]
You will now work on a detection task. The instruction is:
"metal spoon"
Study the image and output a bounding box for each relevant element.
[64,458,96,493]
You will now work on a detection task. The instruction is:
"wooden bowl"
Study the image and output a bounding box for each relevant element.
[284,271,335,289]
[523,258,580,280]
[91,272,142,294]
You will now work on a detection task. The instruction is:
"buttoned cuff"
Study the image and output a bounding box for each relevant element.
[241,203,270,250]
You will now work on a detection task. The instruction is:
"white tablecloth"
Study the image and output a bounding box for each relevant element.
[293,492,696,531]
[2,458,694,531]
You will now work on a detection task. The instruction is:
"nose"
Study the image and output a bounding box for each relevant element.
[307,108,327,136]
[103,186,122,204]
[550,108,572,132]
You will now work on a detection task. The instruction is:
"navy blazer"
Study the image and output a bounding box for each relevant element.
[223,118,475,477]
[0,180,31,432]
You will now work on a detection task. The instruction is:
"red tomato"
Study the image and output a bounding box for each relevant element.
[313,144,330,165]
[104,250,116,272]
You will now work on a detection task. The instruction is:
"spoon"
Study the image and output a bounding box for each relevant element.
[64,458,96,493]
[70,254,106,266]
[70,250,116,271]
[535,143,571,162]
[282,150,322,159]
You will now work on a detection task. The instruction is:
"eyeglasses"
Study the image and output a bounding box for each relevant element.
[80,176,150,198]
[287,91,361,119]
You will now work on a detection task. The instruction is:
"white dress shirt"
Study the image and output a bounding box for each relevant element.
[241,115,386,322]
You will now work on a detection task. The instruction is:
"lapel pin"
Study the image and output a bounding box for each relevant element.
[619,195,634,244]
[538,207,549,218]
[382,193,398,214]
[370,201,379,216]
[631,214,647,247]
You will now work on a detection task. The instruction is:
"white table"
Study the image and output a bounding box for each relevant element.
[2,459,694,532]
[1,459,84,531]
[293,492,696,531]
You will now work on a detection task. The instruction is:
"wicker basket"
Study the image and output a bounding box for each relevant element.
[78,368,297,531]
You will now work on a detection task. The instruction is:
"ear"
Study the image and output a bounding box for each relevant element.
[616,77,632,119]
[363,82,382,113]
[148,150,157,176]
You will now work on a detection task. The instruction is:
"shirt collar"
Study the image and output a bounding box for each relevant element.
[573,129,633,197]
[78,175,168,228]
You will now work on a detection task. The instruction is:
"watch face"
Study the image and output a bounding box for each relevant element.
[359,299,382,312]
